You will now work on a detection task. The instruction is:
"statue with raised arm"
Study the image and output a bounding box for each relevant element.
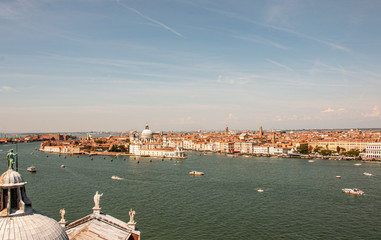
[129,208,136,223]
[93,191,103,209]
[6,149,17,170]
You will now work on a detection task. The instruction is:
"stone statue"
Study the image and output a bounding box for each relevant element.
[129,208,136,223]
[93,191,103,209]
[6,149,17,170]
[60,208,66,221]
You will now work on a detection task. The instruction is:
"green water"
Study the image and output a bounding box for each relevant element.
[1,142,380,239]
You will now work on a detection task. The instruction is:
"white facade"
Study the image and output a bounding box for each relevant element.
[253,146,269,154]
[365,143,381,160]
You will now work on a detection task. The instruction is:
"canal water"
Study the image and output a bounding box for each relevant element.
[1,142,380,239]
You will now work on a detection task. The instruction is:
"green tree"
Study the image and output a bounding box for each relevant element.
[320,150,332,156]
[297,144,309,154]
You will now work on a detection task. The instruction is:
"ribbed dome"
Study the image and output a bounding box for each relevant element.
[0,210,69,240]
[0,169,25,185]
[141,123,153,140]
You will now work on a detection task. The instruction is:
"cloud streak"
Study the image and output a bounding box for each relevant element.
[265,59,294,72]
[116,0,184,38]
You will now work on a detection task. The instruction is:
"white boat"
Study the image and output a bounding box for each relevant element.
[308,160,315,163]
[336,176,341,178]
[363,172,373,176]
[354,163,362,166]
[60,165,65,168]
[27,166,36,172]
[189,171,204,176]
[111,176,123,180]
[342,188,364,195]
[257,189,264,193]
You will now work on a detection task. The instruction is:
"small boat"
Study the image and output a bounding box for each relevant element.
[189,171,204,176]
[111,176,123,180]
[354,163,362,166]
[336,176,341,178]
[342,188,364,195]
[308,160,315,163]
[27,166,36,172]
[60,165,65,168]
[363,172,373,176]
[257,189,264,193]
[116,153,121,157]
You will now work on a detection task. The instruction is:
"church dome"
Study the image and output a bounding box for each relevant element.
[0,168,69,239]
[0,210,69,240]
[141,123,153,140]
[0,169,25,186]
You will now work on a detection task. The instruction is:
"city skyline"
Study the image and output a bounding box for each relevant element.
[1,0,381,132]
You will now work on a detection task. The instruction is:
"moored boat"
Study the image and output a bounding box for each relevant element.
[342,188,364,195]
[189,171,204,175]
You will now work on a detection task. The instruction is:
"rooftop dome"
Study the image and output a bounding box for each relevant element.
[0,168,69,239]
[0,210,69,240]
[141,123,153,140]
[0,169,25,186]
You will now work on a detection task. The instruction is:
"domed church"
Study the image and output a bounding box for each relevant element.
[0,168,69,239]
[0,150,141,240]
[141,123,153,141]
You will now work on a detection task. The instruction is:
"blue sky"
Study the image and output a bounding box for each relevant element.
[1,0,381,132]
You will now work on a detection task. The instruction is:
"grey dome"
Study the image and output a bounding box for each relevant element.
[0,210,69,240]
[0,169,25,186]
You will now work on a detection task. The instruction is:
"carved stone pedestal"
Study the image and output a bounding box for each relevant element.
[127,222,136,230]
[92,207,101,214]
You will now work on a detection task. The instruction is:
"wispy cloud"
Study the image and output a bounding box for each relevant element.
[322,108,335,113]
[226,113,238,124]
[362,105,380,117]
[321,107,345,113]
[217,75,248,85]
[0,86,17,92]
[268,25,351,53]
[189,3,350,53]
[265,59,294,72]
[115,0,184,38]
[234,35,288,50]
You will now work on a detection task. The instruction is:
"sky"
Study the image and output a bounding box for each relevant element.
[1,0,381,133]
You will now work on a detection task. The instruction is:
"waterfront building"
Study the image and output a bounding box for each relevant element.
[308,140,376,152]
[364,143,381,160]
[253,146,269,154]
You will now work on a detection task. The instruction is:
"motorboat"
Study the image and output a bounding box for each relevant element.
[189,171,204,176]
[336,176,341,178]
[342,188,364,195]
[60,165,65,168]
[111,176,123,180]
[308,160,315,163]
[27,166,36,173]
[354,163,362,166]
[363,172,373,176]
[257,189,264,193]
